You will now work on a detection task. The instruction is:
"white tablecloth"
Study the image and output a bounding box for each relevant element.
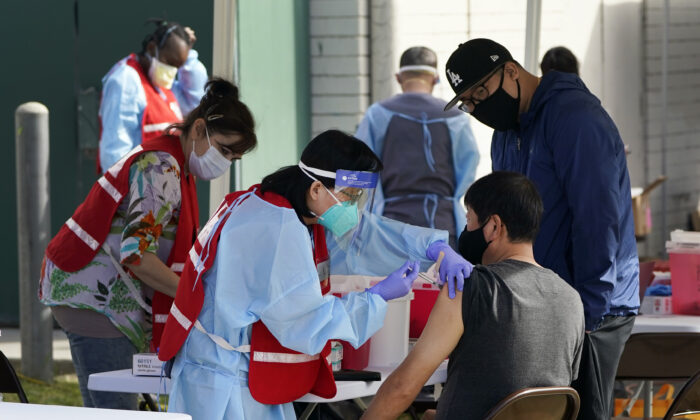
[88,360,448,403]
[0,402,191,420]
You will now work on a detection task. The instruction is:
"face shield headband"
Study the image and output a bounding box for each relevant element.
[297,161,378,212]
[298,161,379,250]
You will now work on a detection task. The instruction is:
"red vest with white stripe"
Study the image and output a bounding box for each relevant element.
[96,54,183,173]
[158,186,337,404]
[46,135,198,351]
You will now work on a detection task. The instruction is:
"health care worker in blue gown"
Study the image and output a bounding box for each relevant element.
[355,46,479,248]
[97,19,208,172]
[158,130,474,419]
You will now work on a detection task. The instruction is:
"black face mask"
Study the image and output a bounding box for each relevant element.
[458,218,493,265]
[470,71,521,131]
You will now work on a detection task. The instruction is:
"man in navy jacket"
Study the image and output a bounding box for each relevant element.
[444,38,639,420]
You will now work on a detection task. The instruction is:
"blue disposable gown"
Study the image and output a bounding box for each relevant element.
[98,49,208,171]
[491,71,639,331]
[355,93,479,239]
[168,192,447,419]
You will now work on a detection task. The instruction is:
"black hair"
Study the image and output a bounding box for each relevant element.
[140,19,190,54]
[464,171,543,242]
[260,130,383,221]
[167,78,256,155]
[540,46,579,76]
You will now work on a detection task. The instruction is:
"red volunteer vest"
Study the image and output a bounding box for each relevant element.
[46,135,199,351]
[158,186,337,404]
[96,54,183,173]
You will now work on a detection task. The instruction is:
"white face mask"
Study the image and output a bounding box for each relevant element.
[188,127,232,180]
[148,48,178,89]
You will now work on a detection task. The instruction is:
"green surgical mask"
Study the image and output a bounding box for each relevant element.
[317,199,359,238]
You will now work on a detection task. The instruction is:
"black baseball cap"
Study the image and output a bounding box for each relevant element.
[444,38,514,111]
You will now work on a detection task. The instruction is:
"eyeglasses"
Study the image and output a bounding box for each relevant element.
[457,67,504,113]
[338,189,363,203]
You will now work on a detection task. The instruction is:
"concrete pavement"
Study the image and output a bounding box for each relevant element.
[0,328,74,374]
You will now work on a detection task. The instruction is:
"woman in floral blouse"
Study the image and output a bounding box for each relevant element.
[40,78,256,410]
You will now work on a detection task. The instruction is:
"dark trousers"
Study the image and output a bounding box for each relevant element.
[572,315,635,420]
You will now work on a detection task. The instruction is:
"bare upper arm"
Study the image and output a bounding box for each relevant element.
[412,286,464,362]
[390,286,464,388]
[361,287,465,419]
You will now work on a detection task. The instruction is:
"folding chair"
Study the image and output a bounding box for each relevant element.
[482,386,580,420]
[616,333,700,418]
[663,369,700,420]
[0,350,28,403]
[617,333,700,381]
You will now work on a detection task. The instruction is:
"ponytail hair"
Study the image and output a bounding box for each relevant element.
[168,78,257,156]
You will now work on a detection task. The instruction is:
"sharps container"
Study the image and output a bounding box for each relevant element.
[341,339,371,370]
[368,291,414,367]
[666,230,700,315]
[410,281,440,338]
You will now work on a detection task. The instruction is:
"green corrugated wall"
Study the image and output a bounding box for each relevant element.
[237,0,310,187]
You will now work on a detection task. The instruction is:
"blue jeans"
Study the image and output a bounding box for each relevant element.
[65,331,138,409]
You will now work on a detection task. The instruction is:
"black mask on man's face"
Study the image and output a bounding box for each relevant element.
[470,71,521,131]
[458,217,493,265]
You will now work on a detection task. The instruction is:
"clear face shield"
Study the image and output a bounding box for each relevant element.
[298,161,378,249]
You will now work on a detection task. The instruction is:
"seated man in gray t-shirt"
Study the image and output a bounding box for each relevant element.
[362,171,585,420]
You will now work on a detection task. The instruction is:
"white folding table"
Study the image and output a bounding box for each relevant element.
[630,314,700,334]
[89,361,447,419]
[0,402,191,420]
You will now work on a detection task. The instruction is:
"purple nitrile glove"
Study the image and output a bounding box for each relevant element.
[426,241,473,299]
[367,260,420,301]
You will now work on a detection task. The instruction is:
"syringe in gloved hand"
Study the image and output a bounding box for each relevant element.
[414,251,445,285]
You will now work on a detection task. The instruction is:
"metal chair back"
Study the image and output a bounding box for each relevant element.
[0,350,28,403]
[664,369,700,419]
[617,333,700,380]
[482,386,580,420]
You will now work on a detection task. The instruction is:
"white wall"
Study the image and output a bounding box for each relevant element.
[310,0,370,137]
[370,0,470,102]
[642,0,700,256]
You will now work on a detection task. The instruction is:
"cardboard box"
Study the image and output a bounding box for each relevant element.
[132,353,164,376]
[692,210,700,232]
[652,296,673,314]
[640,295,673,315]
[632,176,666,238]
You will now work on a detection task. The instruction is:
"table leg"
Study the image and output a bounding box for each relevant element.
[353,397,369,411]
[142,393,158,411]
[433,383,443,399]
[622,382,644,416]
[299,402,318,420]
[643,380,653,420]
